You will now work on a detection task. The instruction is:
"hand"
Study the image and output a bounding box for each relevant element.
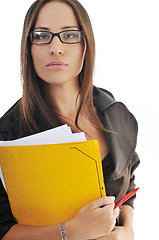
[65,196,119,240]
[96,226,134,240]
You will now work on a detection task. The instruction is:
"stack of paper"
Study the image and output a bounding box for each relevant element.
[0,125,106,226]
[0,124,86,147]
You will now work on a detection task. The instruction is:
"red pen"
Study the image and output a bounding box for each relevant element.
[114,187,139,209]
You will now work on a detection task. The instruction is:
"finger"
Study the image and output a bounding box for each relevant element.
[113,207,119,219]
[89,196,115,209]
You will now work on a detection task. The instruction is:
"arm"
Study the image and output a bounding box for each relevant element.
[109,205,134,240]
[2,197,119,240]
[119,205,133,227]
[116,205,134,239]
[2,224,61,240]
[96,152,140,240]
[96,205,134,240]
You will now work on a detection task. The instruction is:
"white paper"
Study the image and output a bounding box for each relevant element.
[0,167,6,191]
[0,124,86,146]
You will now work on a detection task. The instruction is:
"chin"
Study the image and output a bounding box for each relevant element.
[41,77,71,86]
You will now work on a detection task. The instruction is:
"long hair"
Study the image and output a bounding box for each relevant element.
[20,0,105,133]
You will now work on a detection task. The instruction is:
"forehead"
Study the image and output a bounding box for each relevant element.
[34,2,79,30]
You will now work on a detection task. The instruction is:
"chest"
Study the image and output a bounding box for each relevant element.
[82,123,109,161]
[60,112,109,161]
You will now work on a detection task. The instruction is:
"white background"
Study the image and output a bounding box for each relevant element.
[0,0,159,239]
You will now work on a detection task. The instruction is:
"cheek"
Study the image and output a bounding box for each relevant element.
[31,46,37,64]
[72,45,85,73]
[31,46,45,72]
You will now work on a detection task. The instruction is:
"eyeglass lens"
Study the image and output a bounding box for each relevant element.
[31,30,83,44]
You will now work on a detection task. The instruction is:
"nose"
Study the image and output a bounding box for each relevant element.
[49,36,64,55]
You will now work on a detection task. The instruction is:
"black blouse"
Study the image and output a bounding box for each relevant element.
[0,87,140,239]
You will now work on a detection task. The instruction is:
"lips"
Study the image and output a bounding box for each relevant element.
[46,61,68,69]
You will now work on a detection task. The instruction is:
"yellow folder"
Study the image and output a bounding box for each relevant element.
[0,140,106,226]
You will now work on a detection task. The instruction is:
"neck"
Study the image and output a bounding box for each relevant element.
[43,78,81,116]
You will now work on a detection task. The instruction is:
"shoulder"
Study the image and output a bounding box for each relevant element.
[93,86,137,129]
[93,86,135,115]
[0,99,23,140]
[93,86,115,109]
[93,86,139,179]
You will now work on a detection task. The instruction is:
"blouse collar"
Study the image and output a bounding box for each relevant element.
[93,86,138,180]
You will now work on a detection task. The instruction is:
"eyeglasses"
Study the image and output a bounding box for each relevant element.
[28,30,85,45]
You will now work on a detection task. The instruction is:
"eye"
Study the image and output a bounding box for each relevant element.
[32,32,51,43]
[35,32,50,40]
[63,32,78,39]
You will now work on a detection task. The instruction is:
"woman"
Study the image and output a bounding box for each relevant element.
[0,0,140,239]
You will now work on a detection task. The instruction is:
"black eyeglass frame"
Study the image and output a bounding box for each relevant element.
[28,29,85,45]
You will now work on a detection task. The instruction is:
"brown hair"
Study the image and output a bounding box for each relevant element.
[20,0,105,133]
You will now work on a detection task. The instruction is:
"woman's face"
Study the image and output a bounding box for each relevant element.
[31,1,85,87]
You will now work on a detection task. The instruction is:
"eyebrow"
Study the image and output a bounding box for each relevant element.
[34,26,79,31]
